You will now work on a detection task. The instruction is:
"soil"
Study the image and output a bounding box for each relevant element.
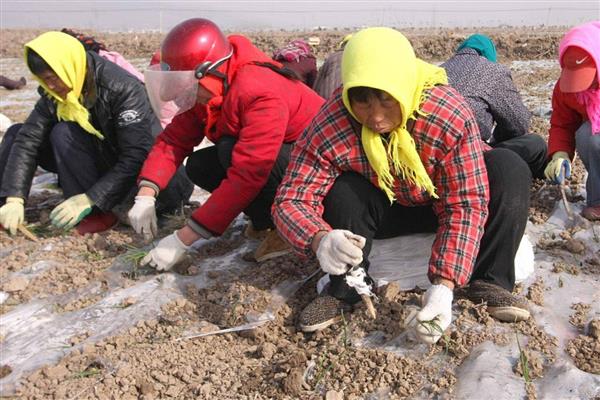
[0,26,568,62]
[1,27,598,399]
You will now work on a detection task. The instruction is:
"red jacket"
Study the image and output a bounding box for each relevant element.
[139,48,324,235]
[548,80,588,158]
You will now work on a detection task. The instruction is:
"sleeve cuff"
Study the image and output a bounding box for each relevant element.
[186,219,213,240]
[139,180,160,195]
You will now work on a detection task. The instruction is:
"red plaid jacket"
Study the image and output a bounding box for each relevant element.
[273,85,490,286]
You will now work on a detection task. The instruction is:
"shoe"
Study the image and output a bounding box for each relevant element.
[455,280,530,322]
[243,221,269,240]
[581,205,600,221]
[298,295,352,333]
[75,211,118,235]
[253,229,291,262]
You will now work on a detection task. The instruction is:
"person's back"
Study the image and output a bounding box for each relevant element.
[313,50,343,100]
[442,34,547,179]
[443,47,530,142]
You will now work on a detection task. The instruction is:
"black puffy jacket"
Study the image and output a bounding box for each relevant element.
[0,51,159,211]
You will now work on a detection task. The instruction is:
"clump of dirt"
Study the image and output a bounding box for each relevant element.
[54,293,105,313]
[552,261,580,275]
[589,320,600,340]
[529,179,560,224]
[569,303,591,331]
[0,365,12,379]
[514,348,545,380]
[526,382,537,400]
[526,277,545,306]
[566,335,600,374]
[515,319,558,364]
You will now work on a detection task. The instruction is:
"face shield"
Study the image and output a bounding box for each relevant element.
[144,63,199,120]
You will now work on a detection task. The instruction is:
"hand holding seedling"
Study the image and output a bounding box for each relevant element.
[415,284,453,344]
[141,230,190,271]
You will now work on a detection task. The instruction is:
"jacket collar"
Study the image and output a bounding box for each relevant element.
[82,52,97,109]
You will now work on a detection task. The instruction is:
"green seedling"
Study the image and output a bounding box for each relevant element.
[121,245,151,280]
[71,367,101,379]
[123,245,149,266]
[340,309,350,349]
[418,319,455,354]
[515,332,531,383]
[80,251,103,262]
[313,348,333,388]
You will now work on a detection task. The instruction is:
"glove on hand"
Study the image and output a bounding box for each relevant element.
[50,193,94,229]
[141,231,190,271]
[128,195,157,241]
[416,284,453,344]
[316,229,366,275]
[544,151,571,184]
[0,197,25,235]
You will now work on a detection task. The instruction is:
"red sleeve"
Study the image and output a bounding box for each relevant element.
[138,106,206,189]
[548,82,581,158]
[190,93,289,235]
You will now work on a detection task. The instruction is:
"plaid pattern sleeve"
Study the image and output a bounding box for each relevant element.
[272,97,348,257]
[274,86,489,285]
[414,87,490,286]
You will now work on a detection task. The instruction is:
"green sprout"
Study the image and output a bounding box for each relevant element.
[516,332,531,383]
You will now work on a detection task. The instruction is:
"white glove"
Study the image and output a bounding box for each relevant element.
[316,229,366,275]
[128,195,157,241]
[141,231,189,271]
[415,284,454,344]
[0,197,25,235]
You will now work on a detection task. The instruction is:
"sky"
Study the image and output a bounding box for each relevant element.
[0,0,598,31]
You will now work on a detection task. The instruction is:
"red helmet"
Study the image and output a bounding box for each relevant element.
[160,18,233,77]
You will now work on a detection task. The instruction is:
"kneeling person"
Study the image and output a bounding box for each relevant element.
[273,28,531,343]
[0,32,191,236]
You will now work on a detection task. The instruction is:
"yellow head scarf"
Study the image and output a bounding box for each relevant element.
[342,27,447,202]
[25,31,103,139]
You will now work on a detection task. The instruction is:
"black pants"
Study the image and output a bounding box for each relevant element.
[185,136,292,231]
[491,134,547,180]
[324,148,531,304]
[0,122,192,213]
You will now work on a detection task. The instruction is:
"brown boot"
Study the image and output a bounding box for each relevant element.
[581,205,600,221]
[243,221,269,240]
[455,280,530,322]
[253,229,291,262]
[298,295,352,332]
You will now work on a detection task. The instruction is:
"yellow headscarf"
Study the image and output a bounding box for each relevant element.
[25,31,103,139]
[342,27,447,202]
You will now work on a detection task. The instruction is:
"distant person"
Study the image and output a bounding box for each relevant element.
[272,39,317,87]
[544,21,600,221]
[0,31,191,236]
[61,28,145,82]
[128,18,324,271]
[312,34,352,99]
[442,34,547,178]
[0,75,26,90]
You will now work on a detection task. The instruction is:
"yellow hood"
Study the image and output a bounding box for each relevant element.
[25,31,102,139]
[341,27,447,201]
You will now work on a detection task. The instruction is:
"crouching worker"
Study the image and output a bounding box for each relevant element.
[273,27,531,343]
[544,21,600,221]
[0,31,191,236]
[129,18,324,271]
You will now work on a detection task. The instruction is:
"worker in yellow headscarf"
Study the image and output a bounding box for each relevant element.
[272,27,533,342]
[0,31,192,236]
